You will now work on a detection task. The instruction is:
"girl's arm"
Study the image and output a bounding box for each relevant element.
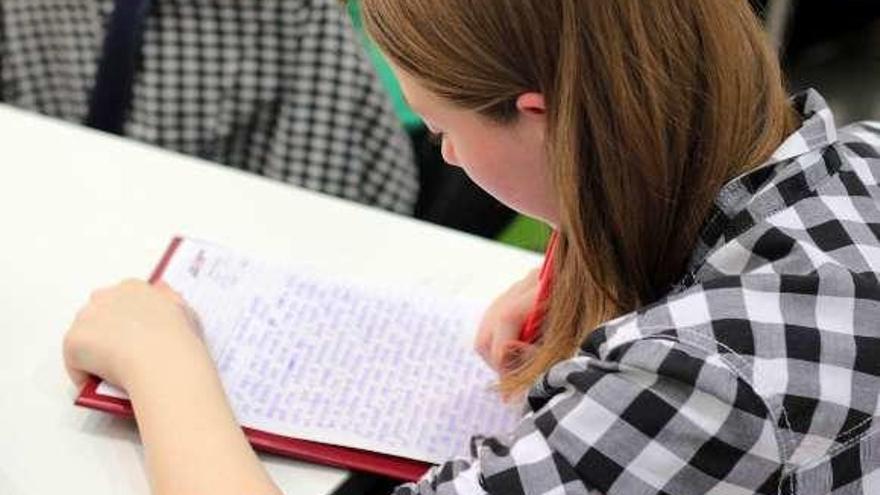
[127,339,281,495]
[64,280,282,495]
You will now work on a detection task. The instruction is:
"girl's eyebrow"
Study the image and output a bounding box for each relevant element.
[400,92,413,108]
[396,89,416,111]
[404,96,426,117]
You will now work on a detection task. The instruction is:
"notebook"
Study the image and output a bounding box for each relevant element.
[76,237,522,481]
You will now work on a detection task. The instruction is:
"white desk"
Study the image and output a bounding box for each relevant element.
[0,105,541,494]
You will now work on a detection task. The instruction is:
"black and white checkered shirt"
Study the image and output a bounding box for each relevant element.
[0,0,418,214]
[398,91,880,494]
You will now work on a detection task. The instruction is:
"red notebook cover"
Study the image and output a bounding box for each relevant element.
[74,237,431,482]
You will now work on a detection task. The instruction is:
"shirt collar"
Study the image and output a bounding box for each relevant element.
[677,89,839,288]
[766,89,838,164]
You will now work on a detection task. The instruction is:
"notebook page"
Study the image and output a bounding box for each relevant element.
[99,238,521,463]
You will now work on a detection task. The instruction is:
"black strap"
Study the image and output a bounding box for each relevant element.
[85,0,153,134]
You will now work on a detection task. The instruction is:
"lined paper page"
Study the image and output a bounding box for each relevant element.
[99,238,521,463]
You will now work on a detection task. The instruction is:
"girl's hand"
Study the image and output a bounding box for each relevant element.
[63,279,205,391]
[64,279,283,495]
[475,268,540,374]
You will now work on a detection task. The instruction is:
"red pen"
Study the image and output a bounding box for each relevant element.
[518,230,558,344]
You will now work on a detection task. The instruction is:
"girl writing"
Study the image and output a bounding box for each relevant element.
[64,1,880,493]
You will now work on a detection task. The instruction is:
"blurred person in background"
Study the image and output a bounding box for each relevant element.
[0,0,418,214]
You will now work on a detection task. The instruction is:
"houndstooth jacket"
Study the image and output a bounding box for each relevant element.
[0,0,418,214]
[399,91,880,494]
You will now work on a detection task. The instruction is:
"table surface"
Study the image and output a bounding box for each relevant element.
[0,105,541,494]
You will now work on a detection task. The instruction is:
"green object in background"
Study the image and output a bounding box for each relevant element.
[497,215,552,253]
[347,1,423,131]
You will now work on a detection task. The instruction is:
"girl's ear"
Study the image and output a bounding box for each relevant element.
[515,92,546,117]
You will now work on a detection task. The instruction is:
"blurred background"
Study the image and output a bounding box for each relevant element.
[767,0,880,125]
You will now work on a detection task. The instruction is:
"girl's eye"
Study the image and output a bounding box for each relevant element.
[427,130,445,146]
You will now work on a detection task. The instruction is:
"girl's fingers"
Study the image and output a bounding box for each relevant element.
[476,267,544,372]
[489,320,524,370]
[62,335,90,388]
[488,281,541,366]
[475,320,494,359]
[65,363,89,389]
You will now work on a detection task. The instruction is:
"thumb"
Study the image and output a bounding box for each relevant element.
[154,281,204,340]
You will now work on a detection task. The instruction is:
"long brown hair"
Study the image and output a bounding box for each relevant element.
[362,0,799,395]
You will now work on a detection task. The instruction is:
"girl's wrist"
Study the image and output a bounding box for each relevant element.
[120,330,280,495]
[121,330,215,400]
